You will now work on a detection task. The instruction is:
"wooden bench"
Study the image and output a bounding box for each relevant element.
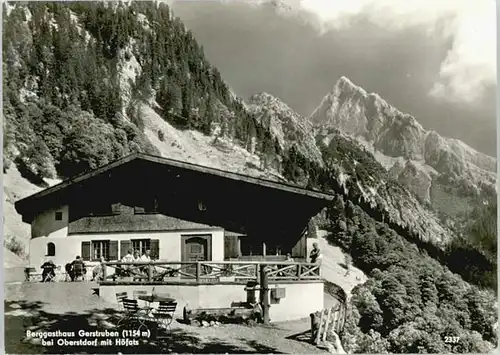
[24,268,42,282]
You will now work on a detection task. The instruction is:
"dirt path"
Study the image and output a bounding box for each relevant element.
[316,230,367,296]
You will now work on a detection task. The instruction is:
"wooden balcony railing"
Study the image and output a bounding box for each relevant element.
[99,260,321,284]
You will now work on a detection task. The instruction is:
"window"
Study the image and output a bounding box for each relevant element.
[190,243,202,253]
[92,240,110,260]
[46,242,55,256]
[55,211,63,221]
[132,239,151,255]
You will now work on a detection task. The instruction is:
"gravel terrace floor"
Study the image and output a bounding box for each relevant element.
[4,281,328,354]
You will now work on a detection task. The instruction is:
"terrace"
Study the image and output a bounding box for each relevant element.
[98,260,324,323]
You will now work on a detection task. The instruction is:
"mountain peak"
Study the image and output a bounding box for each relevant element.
[309,75,496,204]
[248,92,291,110]
[336,76,360,91]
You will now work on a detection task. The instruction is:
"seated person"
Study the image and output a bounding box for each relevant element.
[119,248,135,277]
[41,259,56,282]
[65,262,73,280]
[69,256,86,281]
[140,249,152,262]
[133,249,141,261]
[140,249,155,274]
[92,256,106,281]
[131,249,143,280]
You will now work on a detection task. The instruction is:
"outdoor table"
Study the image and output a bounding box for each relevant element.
[138,294,176,315]
[137,294,176,328]
[138,294,176,304]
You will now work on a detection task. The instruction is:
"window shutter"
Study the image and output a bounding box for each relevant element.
[111,203,121,215]
[224,235,239,259]
[81,242,91,261]
[134,206,145,214]
[120,240,132,260]
[150,239,160,260]
[109,240,119,260]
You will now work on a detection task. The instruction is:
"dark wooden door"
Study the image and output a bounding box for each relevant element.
[181,235,212,279]
[185,237,207,262]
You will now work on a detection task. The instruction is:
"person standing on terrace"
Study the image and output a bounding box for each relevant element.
[310,243,321,263]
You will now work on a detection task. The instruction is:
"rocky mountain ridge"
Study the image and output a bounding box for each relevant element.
[245,91,454,247]
[247,92,323,165]
[309,76,496,212]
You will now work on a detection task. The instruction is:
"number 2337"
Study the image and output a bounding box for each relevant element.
[444,336,460,343]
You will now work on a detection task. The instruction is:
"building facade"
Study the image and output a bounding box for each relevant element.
[17,153,333,272]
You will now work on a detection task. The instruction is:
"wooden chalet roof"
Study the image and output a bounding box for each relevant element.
[15,153,334,219]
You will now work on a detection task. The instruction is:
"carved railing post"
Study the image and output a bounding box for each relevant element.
[99,260,322,284]
[196,262,201,283]
[102,261,107,280]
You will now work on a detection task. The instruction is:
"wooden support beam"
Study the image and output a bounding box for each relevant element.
[102,262,107,280]
[260,265,270,325]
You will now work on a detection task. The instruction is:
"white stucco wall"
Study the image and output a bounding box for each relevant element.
[100,281,324,322]
[29,229,225,271]
[31,205,69,239]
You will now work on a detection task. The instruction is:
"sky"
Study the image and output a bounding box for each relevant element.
[171,0,497,156]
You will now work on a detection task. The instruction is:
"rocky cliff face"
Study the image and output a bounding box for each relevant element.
[310,76,496,212]
[247,92,323,165]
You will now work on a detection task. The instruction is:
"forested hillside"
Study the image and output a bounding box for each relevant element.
[3,1,280,181]
[2,1,496,353]
[327,201,497,353]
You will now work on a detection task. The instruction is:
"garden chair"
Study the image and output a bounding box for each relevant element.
[73,263,86,281]
[116,298,149,331]
[116,292,128,311]
[152,301,177,332]
[42,265,60,282]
